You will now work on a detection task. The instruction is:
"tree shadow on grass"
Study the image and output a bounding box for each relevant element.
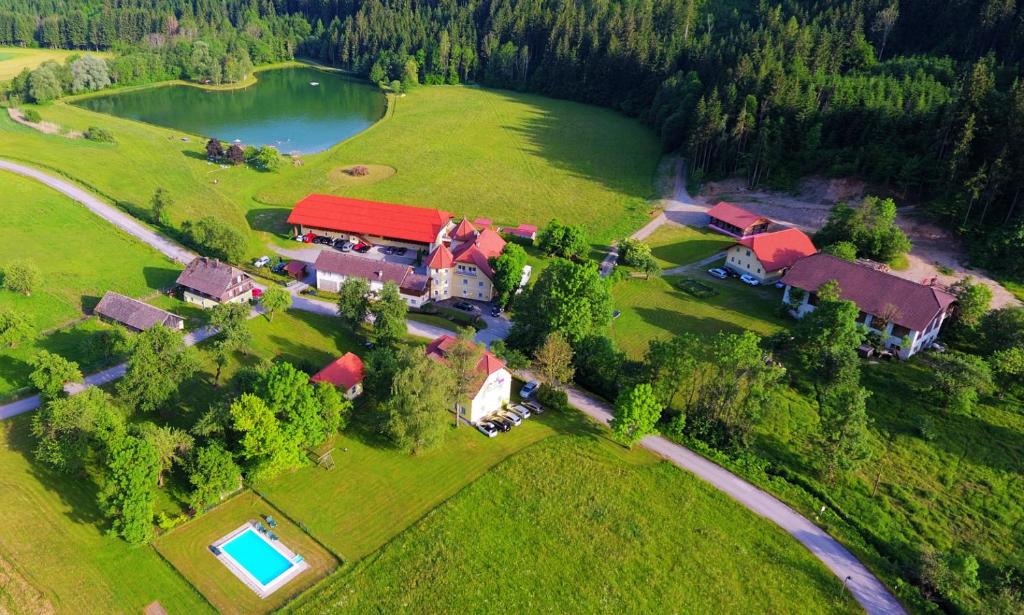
[246,207,293,236]
[142,266,182,291]
[0,352,31,398]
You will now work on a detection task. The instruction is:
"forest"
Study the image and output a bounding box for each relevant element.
[1,0,1019,279]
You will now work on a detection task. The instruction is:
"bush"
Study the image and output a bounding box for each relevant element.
[348,165,370,176]
[84,126,115,143]
[22,108,41,123]
[536,383,569,412]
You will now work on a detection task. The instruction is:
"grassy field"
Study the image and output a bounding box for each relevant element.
[0,416,213,614]
[0,76,662,261]
[154,491,338,615]
[609,273,787,357]
[284,436,859,614]
[0,172,182,398]
[645,223,734,268]
[0,46,110,80]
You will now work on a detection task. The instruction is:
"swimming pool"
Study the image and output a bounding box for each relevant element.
[212,524,308,597]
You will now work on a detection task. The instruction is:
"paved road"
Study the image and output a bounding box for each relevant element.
[0,159,197,265]
[555,381,905,615]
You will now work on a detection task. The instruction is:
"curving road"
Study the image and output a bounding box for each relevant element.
[0,158,904,613]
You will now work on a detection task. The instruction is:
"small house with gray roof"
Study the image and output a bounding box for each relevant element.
[94,291,185,332]
[176,257,254,309]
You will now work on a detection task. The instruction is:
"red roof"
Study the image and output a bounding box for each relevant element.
[737,228,816,271]
[425,335,506,382]
[427,244,454,269]
[782,253,956,331]
[453,244,495,277]
[708,202,772,232]
[310,352,364,390]
[287,194,452,244]
[451,218,478,242]
[447,226,506,278]
[474,228,506,256]
[473,217,493,228]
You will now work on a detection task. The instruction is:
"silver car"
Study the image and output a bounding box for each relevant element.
[500,410,522,426]
[476,421,498,438]
[509,404,532,419]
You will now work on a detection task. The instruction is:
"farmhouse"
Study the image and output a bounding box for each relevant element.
[94,291,184,332]
[176,258,254,308]
[287,194,453,252]
[707,202,772,238]
[311,352,365,400]
[781,253,956,358]
[427,218,507,302]
[425,335,511,424]
[724,228,817,283]
[314,251,429,307]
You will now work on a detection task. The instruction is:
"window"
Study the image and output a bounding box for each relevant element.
[745,249,751,257]
[463,279,468,285]
[478,292,484,298]
[756,268,761,273]
[478,281,484,287]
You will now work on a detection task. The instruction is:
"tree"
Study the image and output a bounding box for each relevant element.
[369,282,407,347]
[137,423,193,487]
[0,307,34,348]
[948,277,992,331]
[612,384,662,447]
[383,346,455,453]
[209,301,252,385]
[791,280,864,381]
[489,340,530,371]
[28,351,82,400]
[988,346,1024,390]
[187,442,241,511]
[645,335,699,409]
[27,63,62,103]
[98,434,160,544]
[979,307,1024,354]
[189,41,217,82]
[150,187,172,226]
[31,387,125,473]
[226,144,245,165]
[489,243,527,306]
[250,145,283,171]
[401,58,419,89]
[336,277,371,329]
[182,216,246,263]
[2,260,40,295]
[817,367,873,482]
[931,350,993,413]
[117,325,199,413]
[446,327,483,415]
[814,197,911,263]
[822,241,858,261]
[533,331,574,389]
[510,259,612,350]
[259,286,291,321]
[69,55,110,93]
[229,393,303,481]
[537,220,588,259]
[252,361,348,447]
[206,138,224,159]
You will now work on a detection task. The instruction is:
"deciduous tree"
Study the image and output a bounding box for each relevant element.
[612,383,662,447]
[209,301,251,385]
[336,277,371,329]
[28,350,82,400]
[537,219,588,259]
[259,286,291,321]
[383,346,455,453]
[489,243,527,306]
[98,434,160,544]
[2,260,40,295]
[117,325,199,412]
[533,331,574,389]
[510,259,612,350]
[137,423,193,487]
[369,281,407,347]
[0,307,35,348]
[187,442,241,511]
[31,387,126,473]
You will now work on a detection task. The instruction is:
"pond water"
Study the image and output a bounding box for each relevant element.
[73,67,385,154]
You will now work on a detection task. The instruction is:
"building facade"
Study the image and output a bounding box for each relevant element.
[287,194,453,252]
[707,201,772,237]
[176,258,254,309]
[427,219,506,302]
[724,228,817,283]
[425,335,511,424]
[314,251,429,307]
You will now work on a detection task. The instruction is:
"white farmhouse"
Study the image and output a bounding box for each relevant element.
[425,334,511,424]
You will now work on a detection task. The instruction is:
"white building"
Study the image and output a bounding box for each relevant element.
[314,251,429,308]
[425,335,511,424]
[781,253,956,358]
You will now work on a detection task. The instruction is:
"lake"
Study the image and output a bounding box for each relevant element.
[73,67,385,154]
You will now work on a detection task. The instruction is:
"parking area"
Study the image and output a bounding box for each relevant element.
[473,383,544,438]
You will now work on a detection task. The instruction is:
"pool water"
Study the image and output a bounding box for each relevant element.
[221,528,293,586]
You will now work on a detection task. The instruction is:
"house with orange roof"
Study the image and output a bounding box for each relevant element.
[707,202,772,237]
[310,352,365,400]
[427,218,508,302]
[724,227,817,283]
[425,335,511,423]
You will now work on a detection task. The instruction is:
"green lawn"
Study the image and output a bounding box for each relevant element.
[0,46,111,80]
[609,273,787,357]
[645,223,734,268]
[154,491,338,615]
[0,416,213,614]
[0,172,182,399]
[284,436,859,614]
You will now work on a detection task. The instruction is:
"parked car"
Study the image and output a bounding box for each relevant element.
[453,301,476,313]
[251,288,263,299]
[519,381,539,398]
[253,256,271,268]
[490,417,512,432]
[612,310,622,319]
[395,247,408,256]
[382,246,395,255]
[500,410,522,426]
[490,305,502,317]
[522,400,543,414]
[300,287,318,296]
[739,273,760,286]
[334,239,351,251]
[774,281,786,289]
[271,261,287,274]
[315,236,333,245]
[353,243,371,253]
[510,404,532,419]
[476,422,498,438]
[707,267,728,279]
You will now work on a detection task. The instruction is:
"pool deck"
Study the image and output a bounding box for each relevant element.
[210,521,309,599]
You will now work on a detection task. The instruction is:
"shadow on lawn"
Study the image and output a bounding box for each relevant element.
[632,305,753,339]
[246,207,293,236]
[143,266,182,291]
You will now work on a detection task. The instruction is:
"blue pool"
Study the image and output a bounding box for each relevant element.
[221,529,294,586]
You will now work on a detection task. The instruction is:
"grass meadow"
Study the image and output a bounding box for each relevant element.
[0,46,111,80]
[645,223,734,268]
[284,436,859,614]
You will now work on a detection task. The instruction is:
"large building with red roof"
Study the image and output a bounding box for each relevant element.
[425,335,511,423]
[287,194,454,250]
[427,218,507,302]
[707,202,772,237]
[724,227,817,282]
[781,253,956,358]
[310,352,365,400]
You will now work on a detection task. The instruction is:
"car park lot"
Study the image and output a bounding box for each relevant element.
[474,399,544,438]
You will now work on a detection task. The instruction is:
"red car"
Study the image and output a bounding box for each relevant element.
[252,288,263,299]
[353,242,371,253]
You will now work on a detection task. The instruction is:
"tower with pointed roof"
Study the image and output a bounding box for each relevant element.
[427,218,507,302]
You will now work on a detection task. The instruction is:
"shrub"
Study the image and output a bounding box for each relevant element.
[348,165,370,176]
[536,383,569,412]
[22,108,41,123]
[916,414,938,442]
[84,126,115,143]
